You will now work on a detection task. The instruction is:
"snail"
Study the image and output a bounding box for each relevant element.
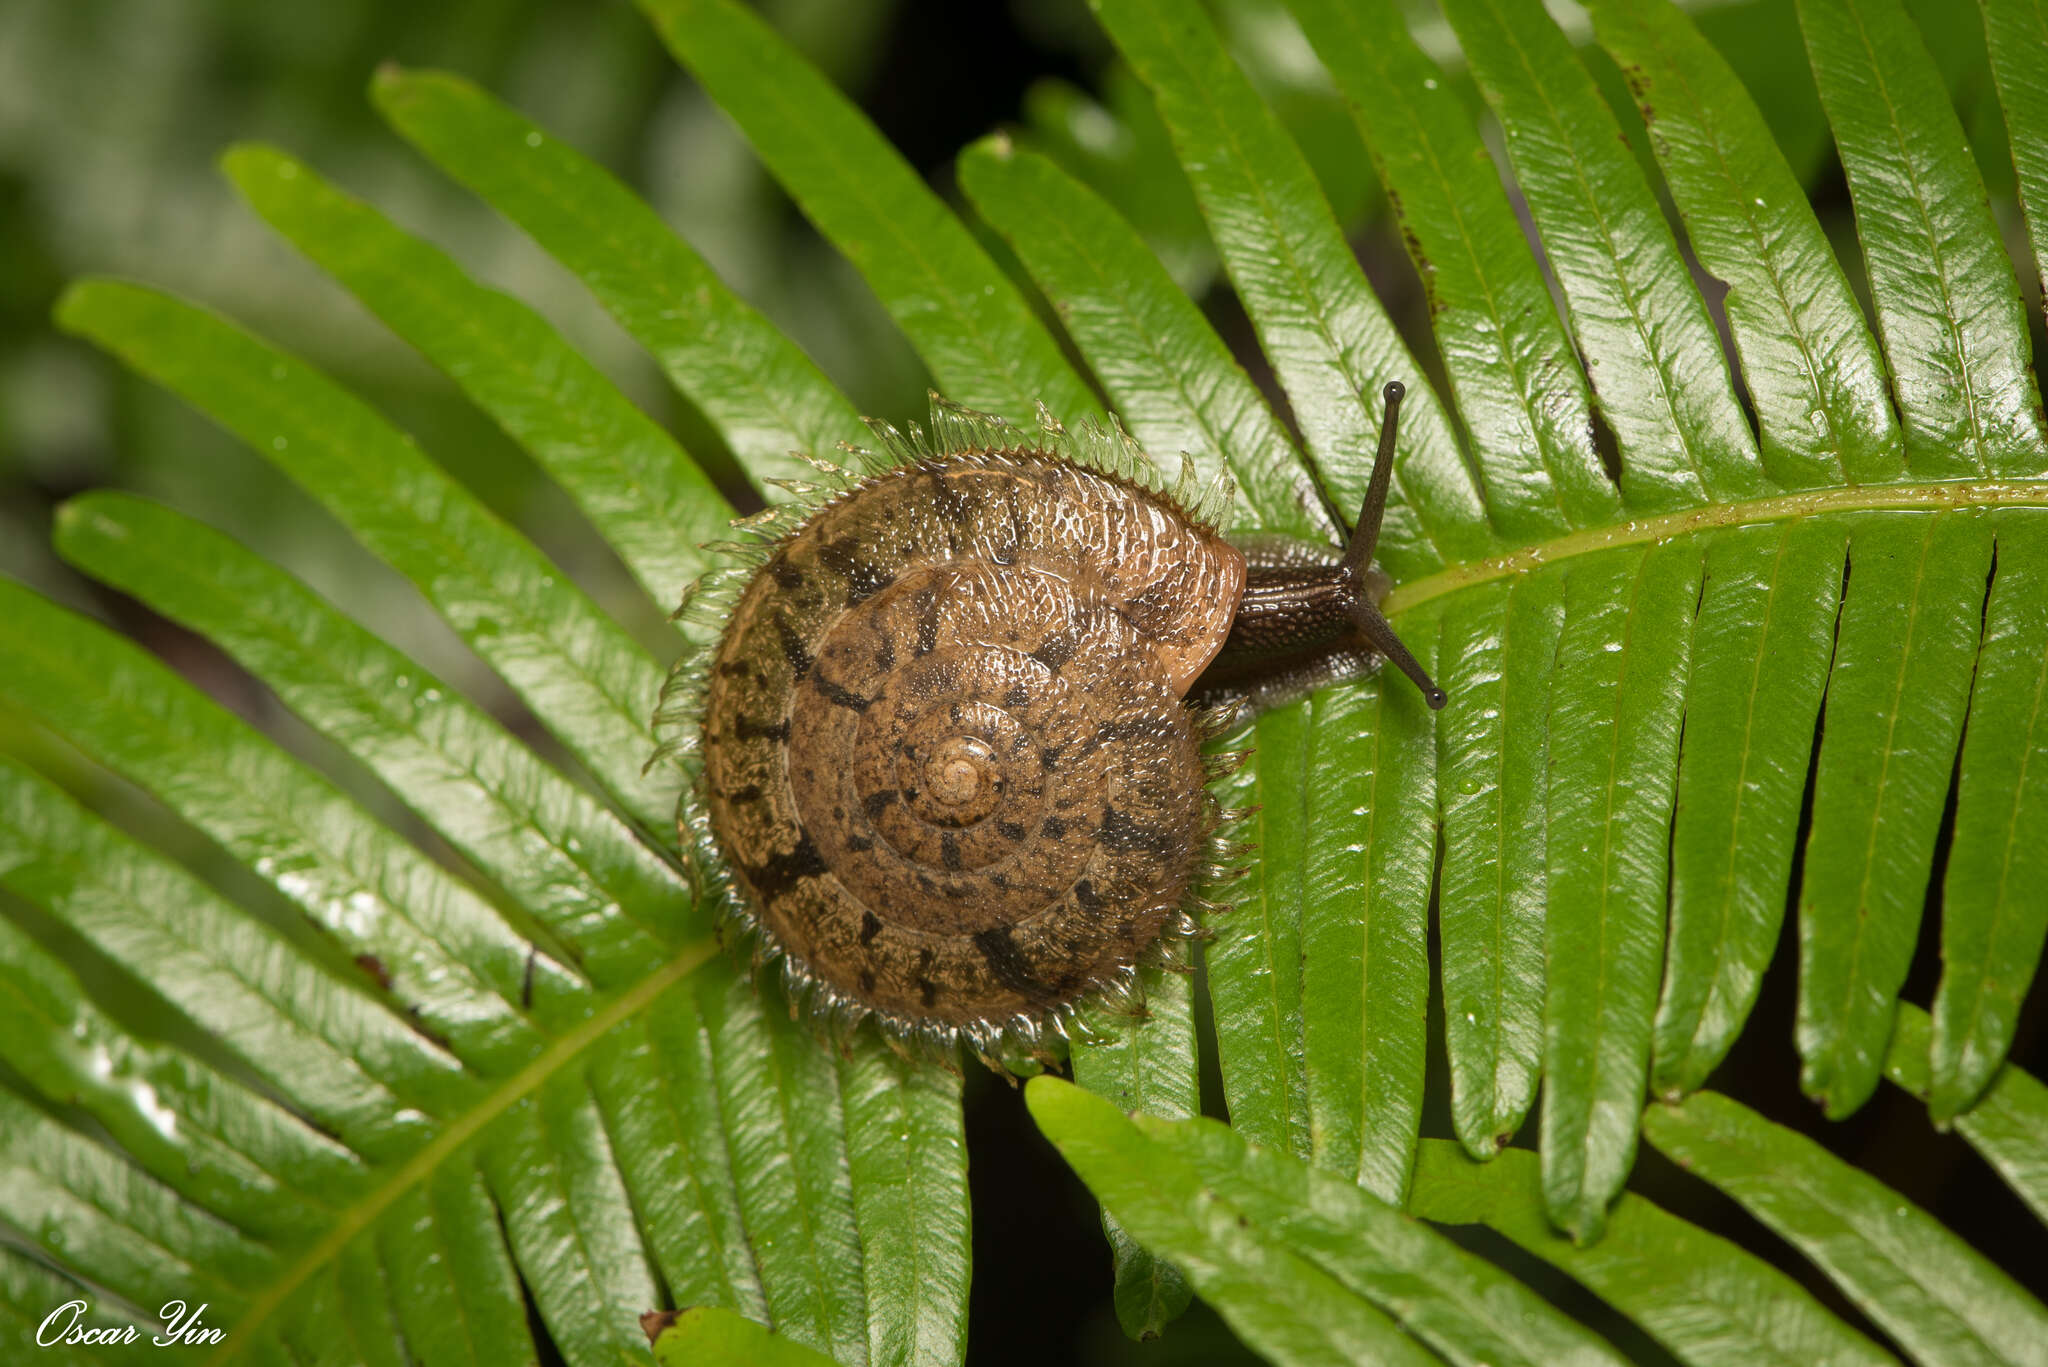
[655,383,1442,1067]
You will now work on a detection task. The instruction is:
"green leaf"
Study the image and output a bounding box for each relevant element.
[1438,0,1770,510]
[839,1046,971,1367]
[359,1164,531,1367]
[53,491,691,987]
[26,1,2048,1359]
[1798,512,1993,1117]
[1408,1139,1896,1367]
[633,0,1098,429]
[0,756,448,1159]
[1206,705,1314,1159]
[1087,0,1494,580]
[590,973,970,1367]
[1298,655,1439,1204]
[1434,575,1560,1158]
[1016,67,1216,290]
[0,1085,275,1325]
[1205,669,1440,1192]
[703,977,870,1366]
[1094,1210,1192,1344]
[0,584,560,1075]
[0,912,367,1248]
[1885,1002,2048,1228]
[4,1244,143,1365]
[1071,949,1199,1340]
[480,1075,662,1365]
[368,65,866,492]
[1541,543,1702,1240]
[956,135,1324,540]
[1587,0,1905,488]
[1655,521,1846,1095]
[1284,0,1620,539]
[52,279,675,834]
[0,740,709,1367]
[1931,512,2048,1117]
[1644,1089,2048,1367]
[1982,0,2048,312]
[1028,1077,1625,1367]
[651,1306,839,1367]
[220,141,732,614]
[1798,0,2048,478]
[0,590,968,1365]
[586,1006,766,1324]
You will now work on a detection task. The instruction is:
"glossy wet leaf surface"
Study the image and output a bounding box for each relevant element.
[8,0,2048,1361]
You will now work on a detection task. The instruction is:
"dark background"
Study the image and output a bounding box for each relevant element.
[0,2,2041,1364]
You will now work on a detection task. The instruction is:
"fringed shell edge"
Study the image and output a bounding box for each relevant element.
[647,396,1249,1074]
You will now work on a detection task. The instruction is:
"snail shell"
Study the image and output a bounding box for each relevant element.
[664,406,1245,1059]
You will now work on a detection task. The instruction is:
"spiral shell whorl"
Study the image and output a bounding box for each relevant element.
[660,403,1246,1064]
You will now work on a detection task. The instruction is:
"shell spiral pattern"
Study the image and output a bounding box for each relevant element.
[664,407,1248,1061]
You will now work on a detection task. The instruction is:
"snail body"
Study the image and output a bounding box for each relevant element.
[658,388,1439,1065]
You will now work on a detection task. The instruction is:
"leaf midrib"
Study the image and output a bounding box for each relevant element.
[207,938,720,1365]
[1382,478,2048,618]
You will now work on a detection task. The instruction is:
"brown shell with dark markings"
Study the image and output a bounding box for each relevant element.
[657,404,1246,1065]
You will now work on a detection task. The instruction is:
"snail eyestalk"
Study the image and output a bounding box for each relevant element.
[1342,380,1447,711]
[1338,380,1404,581]
[1346,597,1447,710]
